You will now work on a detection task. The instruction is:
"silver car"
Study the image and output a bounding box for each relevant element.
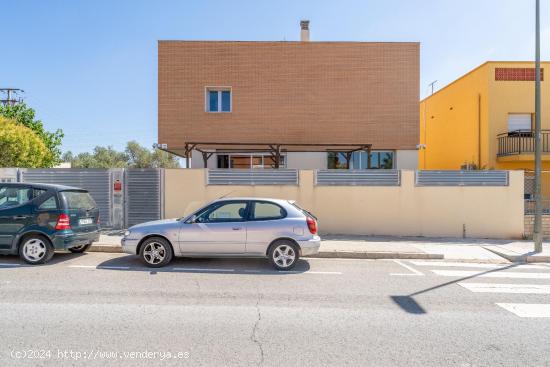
[121,198,320,270]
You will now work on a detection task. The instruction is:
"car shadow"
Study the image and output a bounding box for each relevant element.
[95,255,311,275]
[0,251,86,268]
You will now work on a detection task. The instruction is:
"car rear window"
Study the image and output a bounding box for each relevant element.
[290,201,317,220]
[59,191,96,210]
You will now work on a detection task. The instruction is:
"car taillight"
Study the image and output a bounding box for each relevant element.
[55,213,71,230]
[306,216,317,235]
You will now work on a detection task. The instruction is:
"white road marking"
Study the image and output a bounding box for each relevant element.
[0,263,21,267]
[496,303,550,318]
[172,267,235,272]
[432,270,550,279]
[390,260,424,276]
[410,261,548,270]
[459,282,550,294]
[99,266,130,270]
[68,265,96,269]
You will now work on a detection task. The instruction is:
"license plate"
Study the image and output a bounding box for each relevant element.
[79,218,93,225]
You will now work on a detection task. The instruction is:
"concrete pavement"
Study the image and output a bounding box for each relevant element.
[1,253,550,366]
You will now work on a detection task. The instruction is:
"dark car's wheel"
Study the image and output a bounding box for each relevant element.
[139,237,173,268]
[68,244,91,253]
[19,234,55,265]
[269,240,299,270]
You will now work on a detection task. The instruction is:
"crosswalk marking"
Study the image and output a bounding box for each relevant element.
[458,283,550,294]
[391,260,424,276]
[496,303,550,318]
[431,270,550,279]
[410,261,548,270]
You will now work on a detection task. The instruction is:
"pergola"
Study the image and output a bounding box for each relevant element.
[160,142,373,169]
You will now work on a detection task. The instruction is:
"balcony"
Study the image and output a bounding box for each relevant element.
[497,130,550,157]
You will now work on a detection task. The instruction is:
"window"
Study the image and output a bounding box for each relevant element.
[327,151,394,169]
[39,196,58,210]
[508,114,532,134]
[60,191,96,210]
[0,186,34,209]
[217,154,285,169]
[206,88,231,112]
[251,202,286,220]
[195,201,248,223]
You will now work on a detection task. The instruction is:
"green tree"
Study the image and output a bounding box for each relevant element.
[0,117,51,167]
[64,141,180,169]
[0,102,64,166]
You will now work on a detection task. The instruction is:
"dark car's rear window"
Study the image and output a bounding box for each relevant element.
[59,191,96,210]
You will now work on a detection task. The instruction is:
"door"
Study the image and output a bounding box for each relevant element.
[178,201,249,254]
[0,186,34,250]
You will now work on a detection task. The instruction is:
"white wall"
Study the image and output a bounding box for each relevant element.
[286,152,327,169]
[396,150,418,169]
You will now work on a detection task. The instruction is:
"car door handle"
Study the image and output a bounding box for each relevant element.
[12,215,28,220]
[232,227,243,231]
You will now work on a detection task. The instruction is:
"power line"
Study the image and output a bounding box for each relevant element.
[0,88,24,106]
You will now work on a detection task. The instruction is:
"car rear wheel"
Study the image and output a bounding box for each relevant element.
[19,235,55,265]
[68,244,91,253]
[269,240,299,270]
[139,237,173,268]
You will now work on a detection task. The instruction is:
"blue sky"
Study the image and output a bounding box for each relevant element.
[2,0,549,153]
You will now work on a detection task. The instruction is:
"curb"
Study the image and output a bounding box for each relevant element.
[307,251,444,260]
[89,244,443,260]
[482,246,550,263]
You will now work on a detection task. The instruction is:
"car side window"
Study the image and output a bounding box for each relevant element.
[38,196,58,210]
[251,201,286,220]
[196,202,248,223]
[0,186,34,209]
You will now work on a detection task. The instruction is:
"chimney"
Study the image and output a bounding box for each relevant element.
[300,20,310,42]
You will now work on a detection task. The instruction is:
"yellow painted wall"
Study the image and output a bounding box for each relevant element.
[419,63,490,169]
[164,169,524,239]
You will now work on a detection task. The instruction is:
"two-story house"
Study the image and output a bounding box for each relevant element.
[158,21,419,170]
[419,61,550,199]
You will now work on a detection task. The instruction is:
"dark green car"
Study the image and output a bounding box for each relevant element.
[0,183,100,264]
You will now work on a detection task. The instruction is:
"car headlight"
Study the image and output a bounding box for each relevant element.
[124,230,131,237]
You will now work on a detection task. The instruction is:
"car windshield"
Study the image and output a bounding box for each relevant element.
[60,191,96,210]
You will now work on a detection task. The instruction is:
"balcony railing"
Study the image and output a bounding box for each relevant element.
[497,130,550,156]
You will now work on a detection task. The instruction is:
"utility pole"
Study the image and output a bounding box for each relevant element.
[534,0,543,252]
[0,88,24,106]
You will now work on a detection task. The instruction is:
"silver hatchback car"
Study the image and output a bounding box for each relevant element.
[121,198,320,270]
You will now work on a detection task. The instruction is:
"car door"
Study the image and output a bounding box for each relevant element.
[245,200,288,255]
[178,200,249,255]
[0,185,34,250]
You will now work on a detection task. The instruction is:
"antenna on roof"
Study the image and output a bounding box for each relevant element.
[218,190,237,199]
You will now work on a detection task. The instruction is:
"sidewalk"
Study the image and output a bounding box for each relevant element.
[90,233,550,262]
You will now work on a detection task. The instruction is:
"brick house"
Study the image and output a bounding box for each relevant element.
[158,21,419,169]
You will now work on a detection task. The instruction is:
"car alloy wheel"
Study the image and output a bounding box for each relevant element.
[272,244,296,269]
[142,241,167,265]
[22,238,47,262]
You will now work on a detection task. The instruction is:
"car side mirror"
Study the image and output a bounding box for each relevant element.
[186,215,197,224]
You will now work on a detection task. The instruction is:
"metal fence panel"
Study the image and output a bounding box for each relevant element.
[125,169,162,227]
[21,169,113,226]
[315,170,401,186]
[207,169,298,185]
[416,170,509,186]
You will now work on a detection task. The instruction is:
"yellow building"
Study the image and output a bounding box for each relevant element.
[420,61,550,198]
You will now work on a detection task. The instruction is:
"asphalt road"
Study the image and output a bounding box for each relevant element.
[1,252,550,367]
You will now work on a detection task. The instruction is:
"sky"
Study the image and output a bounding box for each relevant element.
[1,0,549,154]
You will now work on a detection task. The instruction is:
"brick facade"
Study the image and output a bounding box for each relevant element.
[158,41,420,157]
[524,214,550,239]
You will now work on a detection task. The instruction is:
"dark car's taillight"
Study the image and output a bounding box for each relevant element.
[55,213,71,230]
[306,216,317,235]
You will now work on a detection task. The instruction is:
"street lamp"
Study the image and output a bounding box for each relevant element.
[534,0,543,252]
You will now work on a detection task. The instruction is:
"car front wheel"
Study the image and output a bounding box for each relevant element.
[139,237,173,268]
[269,240,299,270]
[19,235,55,265]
